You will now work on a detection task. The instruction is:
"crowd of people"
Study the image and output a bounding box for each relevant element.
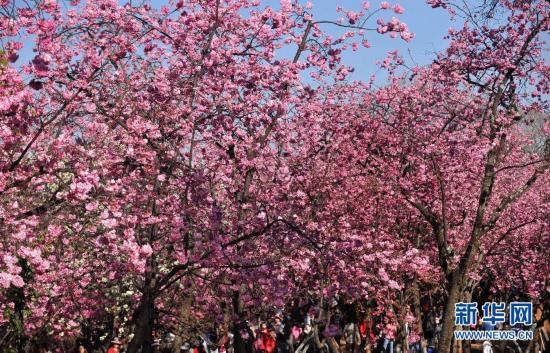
[61,297,549,353]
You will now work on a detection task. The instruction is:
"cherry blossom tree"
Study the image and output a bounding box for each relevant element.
[1,0,548,352]
[331,1,550,352]
[1,0,412,350]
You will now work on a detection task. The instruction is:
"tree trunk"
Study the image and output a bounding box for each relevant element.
[461,289,474,353]
[412,284,424,339]
[172,335,183,353]
[232,290,247,353]
[7,258,32,352]
[12,284,27,352]
[438,274,463,353]
[127,287,156,353]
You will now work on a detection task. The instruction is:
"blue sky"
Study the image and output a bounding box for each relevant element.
[257,0,454,83]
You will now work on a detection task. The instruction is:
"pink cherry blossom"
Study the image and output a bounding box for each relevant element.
[393,4,404,14]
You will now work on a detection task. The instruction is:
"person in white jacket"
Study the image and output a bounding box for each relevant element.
[482,340,493,353]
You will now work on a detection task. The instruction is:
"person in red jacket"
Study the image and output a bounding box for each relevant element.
[264,329,277,353]
[256,323,268,353]
[107,339,122,353]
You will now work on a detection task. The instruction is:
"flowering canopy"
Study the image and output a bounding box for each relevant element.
[0,0,548,350]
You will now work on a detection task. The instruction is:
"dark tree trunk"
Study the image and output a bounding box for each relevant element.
[232,290,247,353]
[10,285,27,352]
[6,258,32,352]
[127,285,156,353]
[438,272,464,353]
[461,289,474,353]
[172,335,183,353]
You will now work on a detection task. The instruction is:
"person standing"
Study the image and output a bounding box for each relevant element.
[482,341,493,353]
[256,323,269,353]
[265,329,277,353]
[107,339,122,353]
[152,339,162,352]
[536,316,550,353]
[343,322,361,353]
